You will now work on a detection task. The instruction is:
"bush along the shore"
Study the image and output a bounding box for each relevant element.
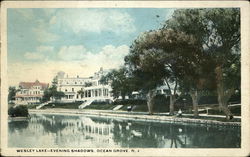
[8,105,29,117]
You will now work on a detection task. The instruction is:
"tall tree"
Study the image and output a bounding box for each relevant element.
[165,8,240,119]
[125,29,200,115]
[176,46,217,117]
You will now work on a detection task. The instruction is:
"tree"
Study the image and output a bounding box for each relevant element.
[8,105,29,117]
[42,76,65,102]
[84,82,93,87]
[100,67,134,100]
[53,91,65,100]
[165,8,240,119]
[77,89,84,98]
[8,86,18,102]
[125,29,200,115]
[42,86,65,102]
[176,49,218,117]
[42,88,51,102]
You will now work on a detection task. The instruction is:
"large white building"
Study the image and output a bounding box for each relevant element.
[15,80,49,105]
[57,68,113,103]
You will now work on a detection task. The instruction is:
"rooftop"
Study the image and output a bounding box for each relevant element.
[19,80,49,89]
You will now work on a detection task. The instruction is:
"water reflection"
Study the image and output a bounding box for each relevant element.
[9,120,29,132]
[8,113,240,148]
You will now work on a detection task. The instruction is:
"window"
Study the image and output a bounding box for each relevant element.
[95,90,98,97]
[72,88,74,92]
[65,89,68,92]
[99,89,102,96]
[88,90,91,97]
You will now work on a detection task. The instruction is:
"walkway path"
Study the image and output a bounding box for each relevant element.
[36,101,52,109]
[78,99,94,109]
[112,105,123,111]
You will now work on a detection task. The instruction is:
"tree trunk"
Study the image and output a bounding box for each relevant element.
[169,94,175,115]
[217,83,234,120]
[163,79,176,115]
[215,66,234,120]
[190,90,199,117]
[122,94,126,100]
[147,90,156,115]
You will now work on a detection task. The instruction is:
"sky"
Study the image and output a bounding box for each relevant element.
[8,8,175,86]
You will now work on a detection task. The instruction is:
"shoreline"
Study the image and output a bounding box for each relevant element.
[8,116,30,121]
[29,108,241,127]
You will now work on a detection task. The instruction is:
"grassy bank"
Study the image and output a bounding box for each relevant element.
[84,104,116,110]
[84,102,169,112]
[41,101,83,109]
[37,101,241,118]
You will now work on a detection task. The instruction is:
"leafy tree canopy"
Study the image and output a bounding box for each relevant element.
[164,8,240,118]
[8,86,18,101]
[100,67,135,99]
[125,29,203,92]
[42,76,65,102]
[165,8,240,88]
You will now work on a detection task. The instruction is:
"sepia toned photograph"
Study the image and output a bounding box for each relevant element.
[1,1,250,156]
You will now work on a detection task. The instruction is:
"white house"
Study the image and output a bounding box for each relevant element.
[57,68,113,103]
[15,80,49,105]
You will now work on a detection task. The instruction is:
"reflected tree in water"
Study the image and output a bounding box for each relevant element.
[9,121,29,132]
[32,114,67,133]
[169,125,185,148]
[8,114,241,148]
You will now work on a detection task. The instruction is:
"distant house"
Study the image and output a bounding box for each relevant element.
[15,80,49,105]
[57,68,113,103]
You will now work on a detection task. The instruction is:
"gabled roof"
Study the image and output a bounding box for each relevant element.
[19,80,49,90]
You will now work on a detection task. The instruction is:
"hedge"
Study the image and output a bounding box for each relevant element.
[8,105,29,117]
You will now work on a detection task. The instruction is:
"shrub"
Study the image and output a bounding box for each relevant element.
[229,93,241,104]
[91,100,111,105]
[198,96,218,105]
[152,94,169,112]
[42,101,84,109]
[113,99,147,105]
[8,105,29,117]
[8,107,15,116]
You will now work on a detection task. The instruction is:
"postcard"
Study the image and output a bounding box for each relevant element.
[1,1,250,156]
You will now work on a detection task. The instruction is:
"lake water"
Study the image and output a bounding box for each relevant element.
[8,113,241,148]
